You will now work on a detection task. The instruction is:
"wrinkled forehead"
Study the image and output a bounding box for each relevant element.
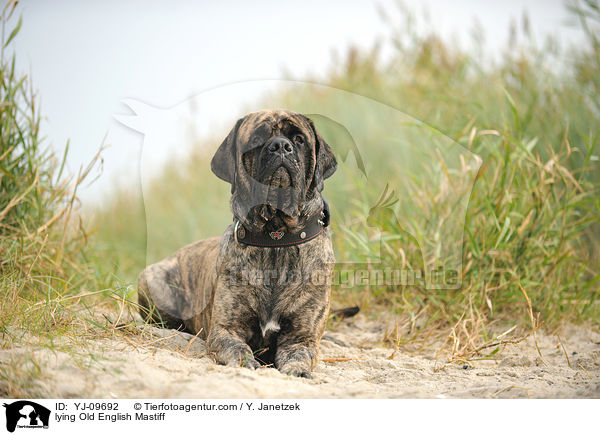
[236,110,313,152]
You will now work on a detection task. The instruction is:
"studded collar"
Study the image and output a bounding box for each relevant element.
[233,198,330,247]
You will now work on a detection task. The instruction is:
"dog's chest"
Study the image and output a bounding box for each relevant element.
[219,227,333,353]
[226,242,315,325]
[227,245,308,354]
[246,245,306,312]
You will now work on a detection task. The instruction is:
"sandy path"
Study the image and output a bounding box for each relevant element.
[1,315,599,398]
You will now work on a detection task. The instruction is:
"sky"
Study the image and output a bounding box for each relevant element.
[7,0,585,204]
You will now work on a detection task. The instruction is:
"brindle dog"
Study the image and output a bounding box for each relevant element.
[138,110,337,377]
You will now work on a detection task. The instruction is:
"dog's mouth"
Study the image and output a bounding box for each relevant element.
[260,156,300,188]
[259,162,300,219]
[268,165,292,188]
[243,152,305,224]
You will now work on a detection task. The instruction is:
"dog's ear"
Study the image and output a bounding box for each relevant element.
[306,116,337,192]
[211,117,244,184]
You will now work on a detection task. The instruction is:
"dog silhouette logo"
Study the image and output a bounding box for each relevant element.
[115,80,481,302]
[2,401,50,432]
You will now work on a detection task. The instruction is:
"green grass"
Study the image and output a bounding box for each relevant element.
[0,3,136,396]
[1,0,599,395]
[98,2,600,322]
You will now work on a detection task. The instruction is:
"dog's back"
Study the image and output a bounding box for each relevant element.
[138,237,220,338]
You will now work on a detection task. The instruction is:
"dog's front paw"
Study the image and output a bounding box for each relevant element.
[278,361,312,378]
[209,339,260,370]
[224,349,260,370]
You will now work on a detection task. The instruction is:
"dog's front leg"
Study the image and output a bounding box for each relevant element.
[275,290,330,378]
[206,280,260,369]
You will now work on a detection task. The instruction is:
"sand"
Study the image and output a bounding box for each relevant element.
[1,315,598,398]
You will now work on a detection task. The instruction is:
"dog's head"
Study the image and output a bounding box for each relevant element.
[211,110,336,232]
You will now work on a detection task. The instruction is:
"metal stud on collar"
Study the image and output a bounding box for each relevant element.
[234,221,243,243]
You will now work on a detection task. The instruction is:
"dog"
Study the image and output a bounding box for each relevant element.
[138,109,337,377]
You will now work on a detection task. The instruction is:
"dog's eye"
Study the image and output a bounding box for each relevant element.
[293,134,305,146]
[251,135,262,146]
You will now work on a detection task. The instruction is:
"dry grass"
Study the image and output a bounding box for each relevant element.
[1,0,600,398]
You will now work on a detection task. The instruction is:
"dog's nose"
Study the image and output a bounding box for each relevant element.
[267,137,293,156]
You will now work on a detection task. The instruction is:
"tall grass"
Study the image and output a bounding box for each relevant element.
[94,1,600,357]
[1,0,598,383]
[0,2,124,396]
[282,1,600,338]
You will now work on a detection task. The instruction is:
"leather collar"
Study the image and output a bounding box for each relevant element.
[234,198,330,247]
